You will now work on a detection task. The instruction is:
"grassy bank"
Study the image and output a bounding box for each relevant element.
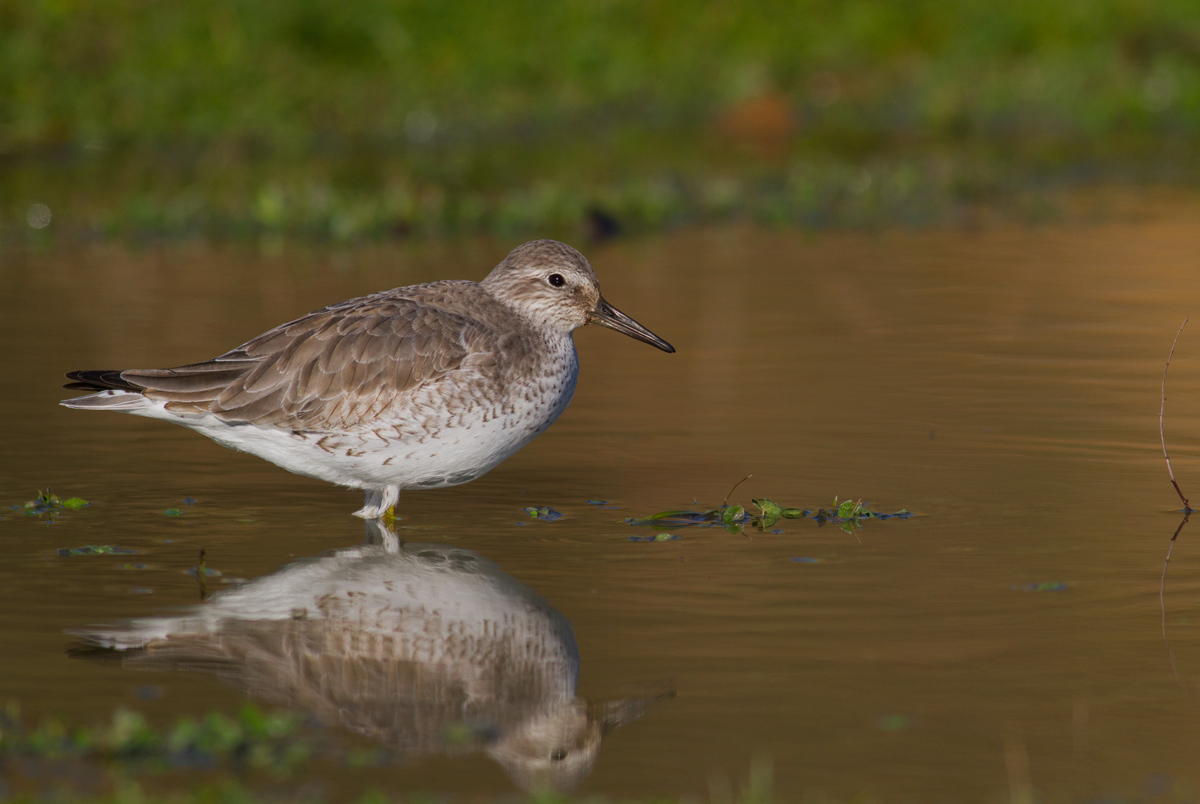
[3,0,1200,240]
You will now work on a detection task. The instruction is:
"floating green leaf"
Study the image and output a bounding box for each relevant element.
[752,499,782,517]
[752,499,782,530]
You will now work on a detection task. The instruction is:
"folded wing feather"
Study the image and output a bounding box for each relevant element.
[120,294,482,430]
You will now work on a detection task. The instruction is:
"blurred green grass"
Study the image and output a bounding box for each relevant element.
[3,0,1200,240]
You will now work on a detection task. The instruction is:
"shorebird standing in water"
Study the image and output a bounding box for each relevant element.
[61,240,674,519]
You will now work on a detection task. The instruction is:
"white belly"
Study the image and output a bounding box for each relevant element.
[157,344,580,492]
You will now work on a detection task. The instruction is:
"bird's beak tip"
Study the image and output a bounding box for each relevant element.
[590,299,674,353]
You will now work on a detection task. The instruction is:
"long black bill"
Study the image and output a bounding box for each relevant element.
[587,297,675,353]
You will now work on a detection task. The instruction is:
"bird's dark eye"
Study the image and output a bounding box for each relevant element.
[548,273,565,287]
[550,748,568,761]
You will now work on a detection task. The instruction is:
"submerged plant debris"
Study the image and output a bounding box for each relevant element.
[628,533,680,543]
[185,549,222,578]
[521,506,564,521]
[184,565,223,578]
[627,488,911,535]
[11,491,90,520]
[56,546,137,557]
[1013,582,1069,592]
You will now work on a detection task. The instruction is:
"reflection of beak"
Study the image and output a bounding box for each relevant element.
[587,297,675,353]
[595,684,676,736]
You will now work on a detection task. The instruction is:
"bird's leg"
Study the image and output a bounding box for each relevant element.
[375,486,402,553]
[353,489,380,519]
[363,517,403,553]
[380,486,400,526]
[353,486,400,520]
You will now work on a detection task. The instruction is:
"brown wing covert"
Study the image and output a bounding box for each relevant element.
[120,295,482,430]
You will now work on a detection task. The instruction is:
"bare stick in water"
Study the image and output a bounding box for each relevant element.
[1159,319,1193,684]
[722,474,752,507]
[1160,318,1191,512]
[1160,513,1189,684]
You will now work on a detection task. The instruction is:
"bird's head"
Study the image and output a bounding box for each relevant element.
[482,239,674,352]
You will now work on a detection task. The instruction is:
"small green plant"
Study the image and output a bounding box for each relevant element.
[521,506,563,521]
[14,490,90,519]
[812,497,910,533]
[627,480,910,535]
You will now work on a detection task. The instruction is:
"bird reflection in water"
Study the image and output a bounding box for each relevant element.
[72,520,670,791]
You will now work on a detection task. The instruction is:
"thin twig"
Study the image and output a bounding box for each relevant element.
[722,474,752,507]
[1160,318,1191,512]
[1160,514,1189,685]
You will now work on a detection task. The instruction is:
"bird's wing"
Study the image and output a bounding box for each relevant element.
[121,293,492,430]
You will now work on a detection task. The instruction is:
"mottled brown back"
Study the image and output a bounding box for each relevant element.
[110,282,508,430]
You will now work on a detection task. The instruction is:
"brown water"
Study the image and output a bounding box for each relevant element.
[4,201,1200,801]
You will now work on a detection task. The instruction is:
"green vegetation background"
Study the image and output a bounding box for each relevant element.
[4,0,1200,239]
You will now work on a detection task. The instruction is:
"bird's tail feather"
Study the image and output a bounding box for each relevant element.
[60,391,149,410]
[61,369,149,410]
[63,369,143,393]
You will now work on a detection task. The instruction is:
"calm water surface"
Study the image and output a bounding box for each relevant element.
[4,203,1200,800]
